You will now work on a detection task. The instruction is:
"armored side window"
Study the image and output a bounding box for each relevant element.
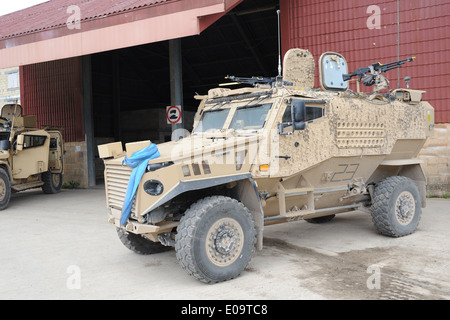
[305,106,324,122]
[282,106,291,122]
[22,135,47,149]
[282,105,324,123]
[49,138,58,149]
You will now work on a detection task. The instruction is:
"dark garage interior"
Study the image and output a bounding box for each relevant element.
[91,0,280,147]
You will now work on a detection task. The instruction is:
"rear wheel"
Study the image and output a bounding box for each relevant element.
[42,172,62,194]
[370,176,421,237]
[0,168,11,210]
[175,196,256,283]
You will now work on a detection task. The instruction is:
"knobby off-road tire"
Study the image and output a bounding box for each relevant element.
[41,172,62,194]
[175,196,256,284]
[116,227,172,255]
[0,168,11,210]
[370,176,422,237]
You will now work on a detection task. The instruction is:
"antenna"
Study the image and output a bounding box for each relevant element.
[276,10,282,83]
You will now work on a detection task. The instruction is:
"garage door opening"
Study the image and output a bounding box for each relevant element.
[91,0,279,183]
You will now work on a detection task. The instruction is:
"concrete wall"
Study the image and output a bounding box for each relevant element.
[63,141,89,189]
[418,123,450,196]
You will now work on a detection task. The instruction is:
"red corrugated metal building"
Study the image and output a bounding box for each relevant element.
[5,0,450,127]
[0,0,448,189]
[6,0,448,144]
[280,0,450,123]
[20,58,84,142]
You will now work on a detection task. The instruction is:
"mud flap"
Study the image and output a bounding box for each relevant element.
[236,178,264,251]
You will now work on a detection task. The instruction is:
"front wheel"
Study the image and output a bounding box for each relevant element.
[370,176,422,237]
[175,196,256,283]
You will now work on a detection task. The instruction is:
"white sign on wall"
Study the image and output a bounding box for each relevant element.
[166,105,182,124]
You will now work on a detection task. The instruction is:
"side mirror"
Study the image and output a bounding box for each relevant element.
[292,100,306,123]
[294,122,306,130]
[16,134,24,151]
[292,100,306,130]
[278,100,307,135]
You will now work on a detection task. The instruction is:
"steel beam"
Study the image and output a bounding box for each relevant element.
[169,39,184,134]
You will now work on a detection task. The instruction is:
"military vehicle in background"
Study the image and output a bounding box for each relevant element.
[98,48,434,283]
[0,103,64,209]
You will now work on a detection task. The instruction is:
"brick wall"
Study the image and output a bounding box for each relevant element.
[63,141,89,189]
[418,124,450,196]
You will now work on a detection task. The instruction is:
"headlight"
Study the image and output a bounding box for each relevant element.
[144,180,164,196]
[147,161,174,172]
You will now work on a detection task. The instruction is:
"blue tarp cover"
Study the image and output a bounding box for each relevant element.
[120,143,160,226]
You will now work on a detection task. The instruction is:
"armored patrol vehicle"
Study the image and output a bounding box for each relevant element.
[99,49,434,283]
[0,103,64,209]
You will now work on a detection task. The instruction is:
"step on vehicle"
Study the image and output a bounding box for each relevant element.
[0,103,64,209]
[99,48,434,283]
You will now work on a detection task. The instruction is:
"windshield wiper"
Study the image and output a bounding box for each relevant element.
[209,100,229,110]
[243,93,271,107]
[205,90,273,104]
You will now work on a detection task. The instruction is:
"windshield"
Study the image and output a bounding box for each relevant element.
[229,103,272,130]
[193,108,230,132]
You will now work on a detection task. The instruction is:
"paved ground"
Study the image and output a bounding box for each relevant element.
[1,187,449,300]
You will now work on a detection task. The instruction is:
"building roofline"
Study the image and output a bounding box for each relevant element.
[0,0,242,68]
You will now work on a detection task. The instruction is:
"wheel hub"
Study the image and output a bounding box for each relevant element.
[215,227,236,255]
[52,173,60,186]
[395,191,415,225]
[206,218,244,267]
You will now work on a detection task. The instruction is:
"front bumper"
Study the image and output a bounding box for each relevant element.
[108,207,178,236]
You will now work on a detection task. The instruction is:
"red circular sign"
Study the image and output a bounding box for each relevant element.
[166,105,182,124]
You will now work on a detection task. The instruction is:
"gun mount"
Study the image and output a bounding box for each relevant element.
[343,56,415,91]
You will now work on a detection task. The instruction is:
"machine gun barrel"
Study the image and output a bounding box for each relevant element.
[221,75,293,87]
[343,56,415,84]
[378,56,414,69]
[224,75,274,86]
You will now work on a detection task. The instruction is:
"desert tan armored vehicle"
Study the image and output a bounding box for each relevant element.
[99,49,434,283]
[0,103,64,209]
